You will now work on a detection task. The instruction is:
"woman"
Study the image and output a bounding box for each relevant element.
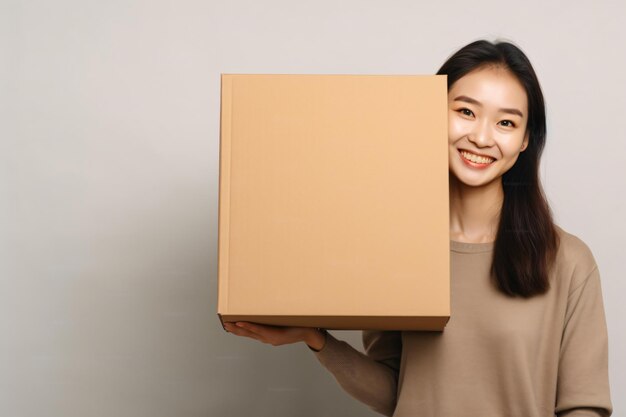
[223,39,613,417]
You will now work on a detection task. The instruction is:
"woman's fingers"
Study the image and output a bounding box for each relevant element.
[223,321,306,346]
[224,322,264,342]
[236,322,272,336]
[224,322,276,341]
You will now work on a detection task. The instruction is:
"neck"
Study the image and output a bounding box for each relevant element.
[449,174,503,244]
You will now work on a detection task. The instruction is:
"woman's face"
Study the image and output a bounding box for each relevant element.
[448,65,529,188]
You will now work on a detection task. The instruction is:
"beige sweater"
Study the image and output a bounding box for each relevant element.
[311,226,613,416]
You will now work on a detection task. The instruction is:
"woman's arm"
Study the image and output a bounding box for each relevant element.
[223,322,401,416]
[555,265,613,417]
[309,330,402,417]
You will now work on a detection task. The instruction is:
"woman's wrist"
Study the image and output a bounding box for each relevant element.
[305,328,328,352]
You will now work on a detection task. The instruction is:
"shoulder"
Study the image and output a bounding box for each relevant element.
[553,224,599,293]
[554,224,597,268]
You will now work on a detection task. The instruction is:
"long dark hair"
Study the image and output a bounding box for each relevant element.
[437,39,560,298]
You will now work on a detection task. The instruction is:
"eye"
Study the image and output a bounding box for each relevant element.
[500,120,516,127]
[458,108,474,117]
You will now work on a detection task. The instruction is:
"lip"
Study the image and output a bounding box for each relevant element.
[458,149,495,169]
[458,149,497,160]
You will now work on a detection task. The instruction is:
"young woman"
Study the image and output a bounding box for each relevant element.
[223,39,613,417]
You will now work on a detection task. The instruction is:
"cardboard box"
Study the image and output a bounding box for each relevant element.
[217,74,450,330]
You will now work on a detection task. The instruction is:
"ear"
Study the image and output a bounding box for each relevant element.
[520,130,530,152]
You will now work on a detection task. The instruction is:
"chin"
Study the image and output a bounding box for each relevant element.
[450,169,498,188]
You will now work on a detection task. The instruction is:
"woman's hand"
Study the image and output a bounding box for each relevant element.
[223,322,326,351]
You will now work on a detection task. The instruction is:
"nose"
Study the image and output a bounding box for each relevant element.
[468,119,495,147]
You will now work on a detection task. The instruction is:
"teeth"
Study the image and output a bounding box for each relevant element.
[460,151,495,164]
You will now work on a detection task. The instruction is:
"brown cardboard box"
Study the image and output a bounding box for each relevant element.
[217,74,449,331]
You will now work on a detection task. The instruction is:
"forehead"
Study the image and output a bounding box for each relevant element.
[448,66,527,112]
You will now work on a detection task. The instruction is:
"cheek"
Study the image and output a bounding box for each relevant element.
[448,116,467,142]
[499,134,527,157]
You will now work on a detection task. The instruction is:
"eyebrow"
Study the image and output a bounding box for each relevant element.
[453,95,524,118]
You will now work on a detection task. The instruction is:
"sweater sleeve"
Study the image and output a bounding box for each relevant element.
[309,330,402,416]
[555,265,613,417]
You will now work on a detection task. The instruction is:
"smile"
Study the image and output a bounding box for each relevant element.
[459,150,495,164]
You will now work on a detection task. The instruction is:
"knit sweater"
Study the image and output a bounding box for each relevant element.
[311,225,613,416]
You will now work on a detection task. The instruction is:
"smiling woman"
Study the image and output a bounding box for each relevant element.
[447,65,532,242]
[441,47,554,298]
[224,39,613,417]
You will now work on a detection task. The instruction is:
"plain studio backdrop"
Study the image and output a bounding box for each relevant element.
[1,1,624,416]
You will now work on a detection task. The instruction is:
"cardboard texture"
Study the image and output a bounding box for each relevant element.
[218,74,450,331]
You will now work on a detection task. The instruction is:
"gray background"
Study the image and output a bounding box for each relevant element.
[1,1,624,416]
